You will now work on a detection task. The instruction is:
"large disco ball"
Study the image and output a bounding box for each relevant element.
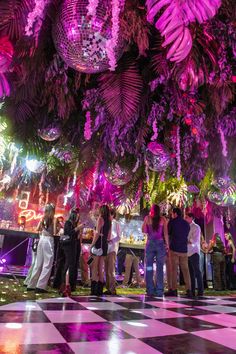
[38,123,62,141]
[52,0,125,73]
[105,163,132,186]
[146,142,170,172]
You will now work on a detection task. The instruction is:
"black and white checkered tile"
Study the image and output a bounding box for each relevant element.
[0,295,236,353]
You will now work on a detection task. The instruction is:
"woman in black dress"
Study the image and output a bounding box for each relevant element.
[60,208,83,295]
[90,205,111,296]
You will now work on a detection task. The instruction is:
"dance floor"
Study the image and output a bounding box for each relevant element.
[0,295,236,353]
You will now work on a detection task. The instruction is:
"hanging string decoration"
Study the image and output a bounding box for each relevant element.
[106,0,122,71]
[218,127,228,157]
[52,0,125,73]
[84,111,92,140]
[25,0,50,39]
[176,126,181,179]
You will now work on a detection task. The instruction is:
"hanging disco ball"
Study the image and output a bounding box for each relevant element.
[146,142,170,172]
[38,123,62,141]
[207,191,224,205]
[52,0,125,74]
[105,163,132,186]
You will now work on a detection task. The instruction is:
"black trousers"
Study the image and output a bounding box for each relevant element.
[53,243,66,289]
[225,255,236,290]
[61,241,81,290]
[188,253,204,295]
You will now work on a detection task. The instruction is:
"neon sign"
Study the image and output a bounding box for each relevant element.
[19,209,63,222]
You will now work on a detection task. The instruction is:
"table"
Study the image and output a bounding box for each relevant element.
[0,228,39,266]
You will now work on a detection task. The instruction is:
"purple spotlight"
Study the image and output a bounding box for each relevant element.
[0,258,6,264]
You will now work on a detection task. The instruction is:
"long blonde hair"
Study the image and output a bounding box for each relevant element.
[42,203,55,230]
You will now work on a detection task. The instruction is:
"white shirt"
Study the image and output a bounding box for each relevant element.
[188,221,201,256]
[108,220,121,255]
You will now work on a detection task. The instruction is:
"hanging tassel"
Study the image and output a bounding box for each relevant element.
[218,127,228,157]
[176,126,181,180]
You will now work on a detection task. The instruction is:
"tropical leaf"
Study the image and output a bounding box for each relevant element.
[0,0,32,40]
[218,108,236,136]
[99,57,143,123]
[150,33,169,77]
[146,0,221,62]
[120,3,150,56]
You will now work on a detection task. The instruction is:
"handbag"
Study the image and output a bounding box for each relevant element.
[60,234,72,244]
[91,234,103,256]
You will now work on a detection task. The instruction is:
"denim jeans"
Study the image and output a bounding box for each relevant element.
[145,239,166,296]
[188,253,204,295]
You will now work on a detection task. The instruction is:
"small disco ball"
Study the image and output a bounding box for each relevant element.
[52,0,125,73]
[146,142,170,172]
[105,163,132,186]
[207,191,224,205]
[38,123,62,141]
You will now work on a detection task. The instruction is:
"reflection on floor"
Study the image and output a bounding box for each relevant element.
[0,295,236,353]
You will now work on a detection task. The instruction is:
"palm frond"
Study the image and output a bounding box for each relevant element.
[0,0,32,40]
[99,57,143,123]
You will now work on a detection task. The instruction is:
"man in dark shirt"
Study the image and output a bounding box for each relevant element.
[165,208,192,297]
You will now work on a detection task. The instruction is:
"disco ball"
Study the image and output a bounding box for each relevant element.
[38,123,62,141]
[52,0,125,74]
[146,142,170,172]
[207,191,224,205]
[105,163,132,186]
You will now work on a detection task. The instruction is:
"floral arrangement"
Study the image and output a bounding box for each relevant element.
[106,0,122,70]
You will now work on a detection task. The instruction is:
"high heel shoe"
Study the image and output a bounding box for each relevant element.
[62,285,71,297]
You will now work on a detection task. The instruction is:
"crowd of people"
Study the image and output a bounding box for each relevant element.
[25,202,236,297]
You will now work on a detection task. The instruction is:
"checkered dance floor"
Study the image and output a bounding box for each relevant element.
[0,295,236,353]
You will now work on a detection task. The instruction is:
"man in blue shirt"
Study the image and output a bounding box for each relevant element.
[165,208,192,297]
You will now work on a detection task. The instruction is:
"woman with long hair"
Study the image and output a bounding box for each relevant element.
[60,208,83,295]
[27,203,56,293]
[225,232,236,290]
[90,204,111,296]
[142,204,169,296]
[208,233,226,290]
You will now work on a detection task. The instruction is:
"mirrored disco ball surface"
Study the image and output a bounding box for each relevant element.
[105,164,132,186]
[52,0,125,73]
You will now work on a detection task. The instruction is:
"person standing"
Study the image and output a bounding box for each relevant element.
[60,208,83,295]
[90,205,111,296]
[165,208,192,297]
[142,204,169,296]
[224,233,236,290]
[104,208,121,295]
[27,203,56,293]
[208,233,226,290]
[186,213,204,297]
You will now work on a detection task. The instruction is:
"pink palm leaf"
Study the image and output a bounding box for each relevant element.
[146,0,221,62]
